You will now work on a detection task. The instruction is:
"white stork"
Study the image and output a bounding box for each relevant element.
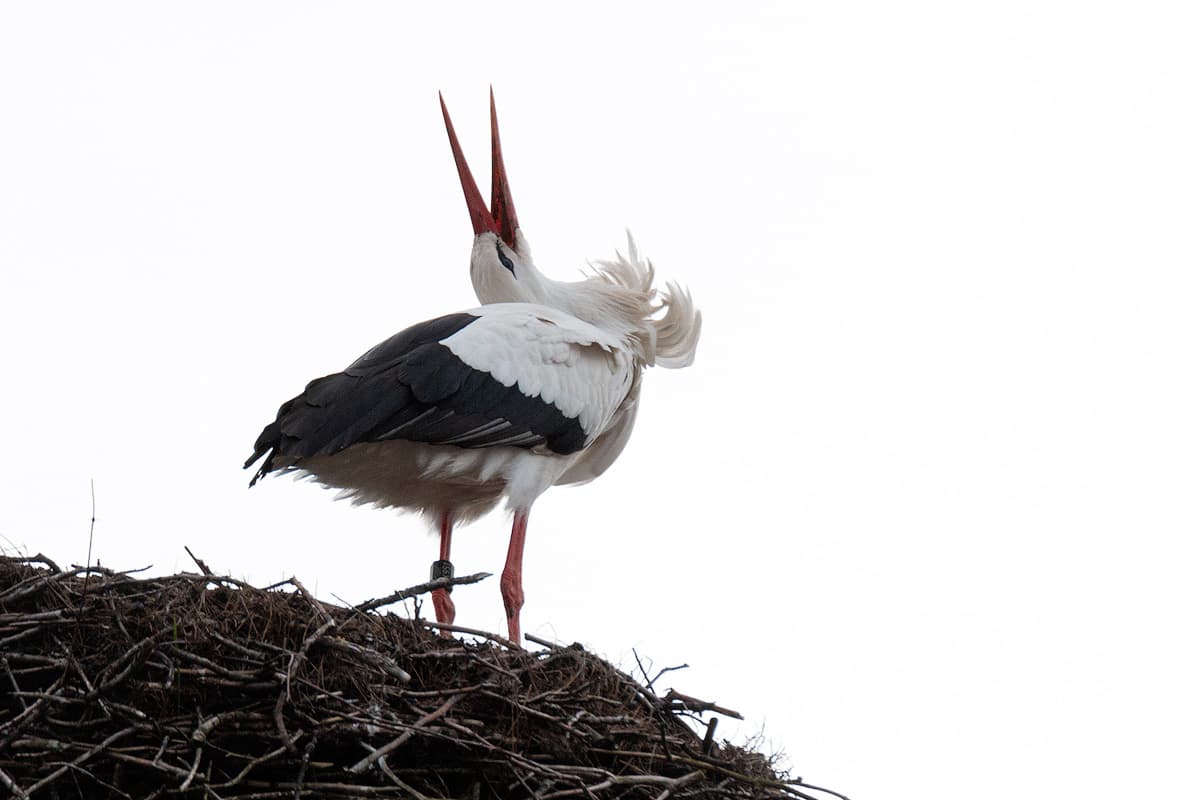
[245,92,701,643]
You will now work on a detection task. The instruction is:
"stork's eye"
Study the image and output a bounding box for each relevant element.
[496,243,515,274]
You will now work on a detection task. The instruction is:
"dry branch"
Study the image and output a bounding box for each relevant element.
[0,555,840,800]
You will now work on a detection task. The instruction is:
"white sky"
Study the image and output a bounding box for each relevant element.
[2,3,1198,798]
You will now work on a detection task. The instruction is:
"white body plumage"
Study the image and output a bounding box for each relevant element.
[253,238,699,524]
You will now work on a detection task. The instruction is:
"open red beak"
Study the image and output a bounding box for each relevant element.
[440,89,519,249]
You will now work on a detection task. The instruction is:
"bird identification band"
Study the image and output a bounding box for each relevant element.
[430,559,454,592]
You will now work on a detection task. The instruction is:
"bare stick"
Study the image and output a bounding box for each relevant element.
[354,572,492,614]
[538,769,705,800]
[106,751,191,780]
[377,757,433,800]
[209,732,302,789]
[655,770,705,800]
[11,553,62,572]
[293,733,318,799]
[87,479,96,567]
[319,636,411,682]
[349,695,462,774]
[664,690,744,720]
[524,632,562,649]
[419,620,521,651]
[651,662,689,687]
[590,748,820,799]
[791,781,853,800]
[0,765,29,800]
[178,746,202,791]
[183,546,213,577]
[275,577,337,749]
[78,479,96,611]
[24,726,135,796]
[702,717,719,755]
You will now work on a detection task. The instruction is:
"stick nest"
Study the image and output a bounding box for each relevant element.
[0,554,835,800]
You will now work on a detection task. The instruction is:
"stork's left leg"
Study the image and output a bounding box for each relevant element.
[500,510,529,644]
[431,510,455,627]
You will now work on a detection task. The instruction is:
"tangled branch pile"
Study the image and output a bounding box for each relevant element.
[0,554,838,800]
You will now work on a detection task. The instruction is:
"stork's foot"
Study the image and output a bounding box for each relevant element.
[500,570,524,644]
[499,568,523,642]
[432,587,456,631]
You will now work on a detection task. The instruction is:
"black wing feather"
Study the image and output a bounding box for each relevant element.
[245,312,586,484]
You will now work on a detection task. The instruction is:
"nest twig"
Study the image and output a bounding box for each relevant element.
[0,554,842,800]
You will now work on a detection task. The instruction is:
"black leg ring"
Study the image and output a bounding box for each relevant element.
[430,559,454,592]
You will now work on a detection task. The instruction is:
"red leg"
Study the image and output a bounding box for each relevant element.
[432,510,455,627]
[500,510,528,644]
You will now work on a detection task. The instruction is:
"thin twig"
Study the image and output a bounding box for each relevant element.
[349,695,462,774]
[293,733,318,799]
[791,781,854,800]
[651,663,689,687]
[376,757,433,800]
[652,769,704,800]
[0,765,29,800]
[524,632,563,649]
[354,572,492,614]
[24,726,135,796]
[78,479,96,612]
[419,620,522,650]
[183,546,213,577]
[702,718,719,755]
[178,746,203,791]
[664,689,743,720]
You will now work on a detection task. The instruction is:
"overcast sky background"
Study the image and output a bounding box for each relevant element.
[2,3,1198,798]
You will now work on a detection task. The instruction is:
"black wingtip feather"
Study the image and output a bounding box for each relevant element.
[243,311,592,480]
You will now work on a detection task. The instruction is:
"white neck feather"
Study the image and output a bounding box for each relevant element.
[471,231,701,369]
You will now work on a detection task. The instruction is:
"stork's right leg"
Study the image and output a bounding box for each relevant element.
[431,510,455,626]
[500,510,529,644]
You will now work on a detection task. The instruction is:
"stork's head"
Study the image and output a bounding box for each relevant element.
[440,90,547,306]
[439,91,701,367]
